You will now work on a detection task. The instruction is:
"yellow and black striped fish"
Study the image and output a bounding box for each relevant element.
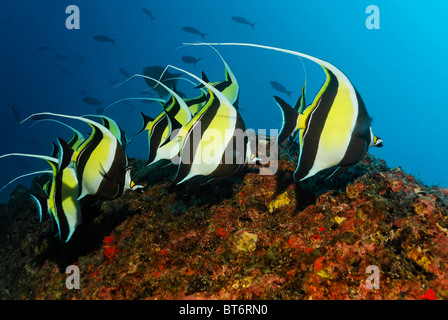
[160,65,247,185]
[0,141,81,242]
[187,43,383,181]
[22,112,139,200]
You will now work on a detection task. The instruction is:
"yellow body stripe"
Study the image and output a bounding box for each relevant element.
[193,98,235,168]
[319,77,354,152]
[220,67,239,104]
[60,165,81,241]
[298,67,332,149]
[82,136,116,193]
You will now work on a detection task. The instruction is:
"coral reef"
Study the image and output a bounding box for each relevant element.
[0,145,447,300]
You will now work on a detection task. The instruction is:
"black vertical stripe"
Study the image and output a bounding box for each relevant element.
[54,168,69,242]
[146,116,169,165]
[337,89,372,167]
[97,142,127,200]
[175,94,221,184]
[54,139,78,241]
[293,69,339,181]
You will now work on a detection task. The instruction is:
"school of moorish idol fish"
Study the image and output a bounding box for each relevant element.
[0,43,383,243]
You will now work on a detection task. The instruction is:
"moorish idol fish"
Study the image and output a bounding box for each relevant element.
[136,76,193,166]
[186,43,383,181]
[21,112,140,200]
[161,65,247,185]
[51,137,82,242]
[0,152,58,222]
[0,147,79,242]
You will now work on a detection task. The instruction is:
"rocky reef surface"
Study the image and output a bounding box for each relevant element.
[0,144,447,300]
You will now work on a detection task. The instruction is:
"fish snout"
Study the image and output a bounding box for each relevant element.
[374,136,384,148]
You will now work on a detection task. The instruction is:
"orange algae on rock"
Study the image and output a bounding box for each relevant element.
[1,152,448,300]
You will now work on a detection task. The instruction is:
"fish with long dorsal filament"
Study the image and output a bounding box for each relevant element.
[158,64,247,185]
[135,76,192,166]
[0,139,93,242]
[51,137,82,242]
[184,42,383,181]
[21,112,140,201]
[0,146,81,242]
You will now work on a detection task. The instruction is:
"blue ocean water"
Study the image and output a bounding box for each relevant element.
[0,0,446,202]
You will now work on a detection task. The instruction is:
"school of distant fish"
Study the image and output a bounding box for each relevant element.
[1,42,383,242]
[33,10,256,109]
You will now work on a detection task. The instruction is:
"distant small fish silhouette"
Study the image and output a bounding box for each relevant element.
[93,35,117,46]
[182,26,207,39]
[181,55,203,67]
[80,90,89,96]
[270,81,293,97]
[55,54,70,60]
[10,103,21,122]
[231,16,256,29]
[76,54,86,67]
[142,8,155,21]
[119,67,131,78]
[82,97,102,106]
[61,68,76,77]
